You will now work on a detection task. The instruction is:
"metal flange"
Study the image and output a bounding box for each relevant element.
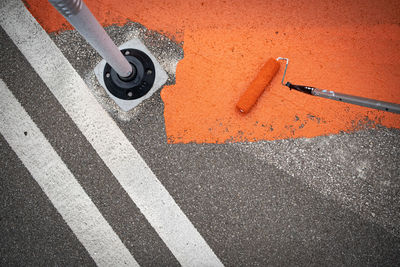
[103,49,156,100]
[94,38,168,112]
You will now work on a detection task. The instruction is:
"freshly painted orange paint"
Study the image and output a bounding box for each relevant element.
[25,0,400,143]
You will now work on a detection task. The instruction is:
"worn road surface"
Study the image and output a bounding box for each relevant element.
[1,0,400,266]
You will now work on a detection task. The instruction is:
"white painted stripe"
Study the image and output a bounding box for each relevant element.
[0,1,223,266]
[0,80,139,267]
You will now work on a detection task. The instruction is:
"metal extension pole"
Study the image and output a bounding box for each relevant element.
[286,83,400,114]
[311,87,400,114]
[48,0,132,78]
[277,57,400,114]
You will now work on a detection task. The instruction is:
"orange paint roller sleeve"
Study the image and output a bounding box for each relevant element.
[236,58,280,113]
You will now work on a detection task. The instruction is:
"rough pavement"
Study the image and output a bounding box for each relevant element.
[1,1,400,266]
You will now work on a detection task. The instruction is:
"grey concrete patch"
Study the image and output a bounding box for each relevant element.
[236,127,400,237]
[50,22,183,121]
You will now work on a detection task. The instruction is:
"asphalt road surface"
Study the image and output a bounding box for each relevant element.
[1,1,400,266]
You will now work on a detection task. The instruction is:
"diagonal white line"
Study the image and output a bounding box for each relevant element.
[0,79,139,267]
[0,1,223,266]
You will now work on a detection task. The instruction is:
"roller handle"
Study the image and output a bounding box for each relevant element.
[286,82,400,114]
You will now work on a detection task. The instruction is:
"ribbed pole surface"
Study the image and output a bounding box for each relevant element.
[48,0,132,77]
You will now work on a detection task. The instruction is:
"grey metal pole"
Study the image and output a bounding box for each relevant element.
[286,83,400,114]
[312,88,400,114]
[48,0,132,78]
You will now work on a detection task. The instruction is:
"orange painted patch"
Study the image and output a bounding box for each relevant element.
[161,26,400,143]
[26,0,400,143]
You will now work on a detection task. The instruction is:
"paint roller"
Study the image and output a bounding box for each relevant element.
[236,57,400,114]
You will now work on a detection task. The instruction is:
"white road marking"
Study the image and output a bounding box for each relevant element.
[0,1,223,266]
[0,80,139,267]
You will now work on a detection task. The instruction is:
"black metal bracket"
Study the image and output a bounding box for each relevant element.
[285,82,314,95]
[103,48,156,100]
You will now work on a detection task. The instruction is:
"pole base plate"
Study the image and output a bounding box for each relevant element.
[103,49,156,100]
[94,38,168,111]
